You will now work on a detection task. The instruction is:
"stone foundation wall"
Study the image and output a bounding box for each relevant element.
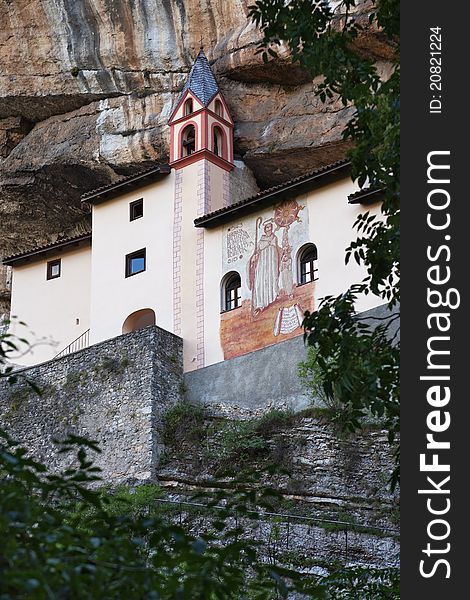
[0,326,183,483]
[158,414,399,531]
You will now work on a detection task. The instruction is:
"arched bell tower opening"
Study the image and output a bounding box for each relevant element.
[214,99,223,116]
[184,98,193,115]
[122,308,156,334]
[181,124,196,157]
[213,125,224,158]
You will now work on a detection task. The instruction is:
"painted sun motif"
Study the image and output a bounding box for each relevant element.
[274,200,304,229]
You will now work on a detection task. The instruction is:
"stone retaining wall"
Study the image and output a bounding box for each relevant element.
[0,326,183,483]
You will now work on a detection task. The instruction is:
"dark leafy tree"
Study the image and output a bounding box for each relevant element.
[249,0,400,487]
[0,426,399,598]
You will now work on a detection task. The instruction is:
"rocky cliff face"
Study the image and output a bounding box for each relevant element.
[0,0,394,258]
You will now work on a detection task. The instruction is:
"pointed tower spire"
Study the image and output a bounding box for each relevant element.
[176,49,219,109]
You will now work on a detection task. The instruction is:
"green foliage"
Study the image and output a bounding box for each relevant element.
[65,369,88,388]
[325,566,400,599]
[104,483,164,517]
[210,409,295,468]
[249,0,400,488]
[0,428,328,599]
[65,483,166,526]
[161,403,296,465]
[298,347,351,426]
[94,355,129,378]
[161,404,298,473]
[1,333,399,598]
[303,295,400,470]
[0,428,400,599]
[0,321,40,395]
[161,400,208,450]
[215,420,269,462]
[255,409,295,435]
[6,386,30,412]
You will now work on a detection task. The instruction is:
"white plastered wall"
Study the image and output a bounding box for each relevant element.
[305,178,382,310]
[202,178,384,368]
[203,228,225,366]
[9,244,91,366]
[89,175,175,345]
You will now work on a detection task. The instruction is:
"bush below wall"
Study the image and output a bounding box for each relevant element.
[158,401,399,534]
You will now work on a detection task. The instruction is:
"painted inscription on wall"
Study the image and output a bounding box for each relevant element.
[225,224,253,264]
[221,200,315,360]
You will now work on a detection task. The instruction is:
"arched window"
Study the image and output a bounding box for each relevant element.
[122,308,156,334]
[213,126,224,157]
[184,98,193,116]
[214,99,223,116]
[222,272,241,311]
[181,124,196,157]
[298,244,318,284]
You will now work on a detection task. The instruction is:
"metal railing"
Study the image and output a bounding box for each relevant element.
[55,329,90,359]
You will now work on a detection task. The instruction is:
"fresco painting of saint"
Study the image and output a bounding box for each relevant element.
[248,219,281,315]
[221,199,313,360]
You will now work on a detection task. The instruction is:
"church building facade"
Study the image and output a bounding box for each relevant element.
[3,50,383,370]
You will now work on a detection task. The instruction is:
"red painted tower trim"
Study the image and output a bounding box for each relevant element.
[170,149,234,172]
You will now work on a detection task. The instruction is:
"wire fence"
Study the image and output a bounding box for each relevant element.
[152,497,400,567]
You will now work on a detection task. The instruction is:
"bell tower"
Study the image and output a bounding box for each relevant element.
[169,48,234,172]
[169,49,235,372]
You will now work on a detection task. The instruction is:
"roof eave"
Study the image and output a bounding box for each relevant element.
[194,161,352,229]
[3,234,92,267]
[81,165,171,205]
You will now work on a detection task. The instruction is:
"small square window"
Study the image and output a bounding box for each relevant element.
[130,198,143,221]
[47,259,61,280]
[125,249,146,278]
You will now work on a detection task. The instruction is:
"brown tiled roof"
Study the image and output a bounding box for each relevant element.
[2,225,92,266]
[194,159,351,228]
[81,164,171,205]
[347,187,384,204]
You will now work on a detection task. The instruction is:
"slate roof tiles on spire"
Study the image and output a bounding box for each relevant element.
[178,49,219,107]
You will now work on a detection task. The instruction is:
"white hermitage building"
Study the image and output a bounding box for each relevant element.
[3,50,384,370]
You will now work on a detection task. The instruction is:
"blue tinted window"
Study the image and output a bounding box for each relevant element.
[126,249,146,277]
[131,256,145,274]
